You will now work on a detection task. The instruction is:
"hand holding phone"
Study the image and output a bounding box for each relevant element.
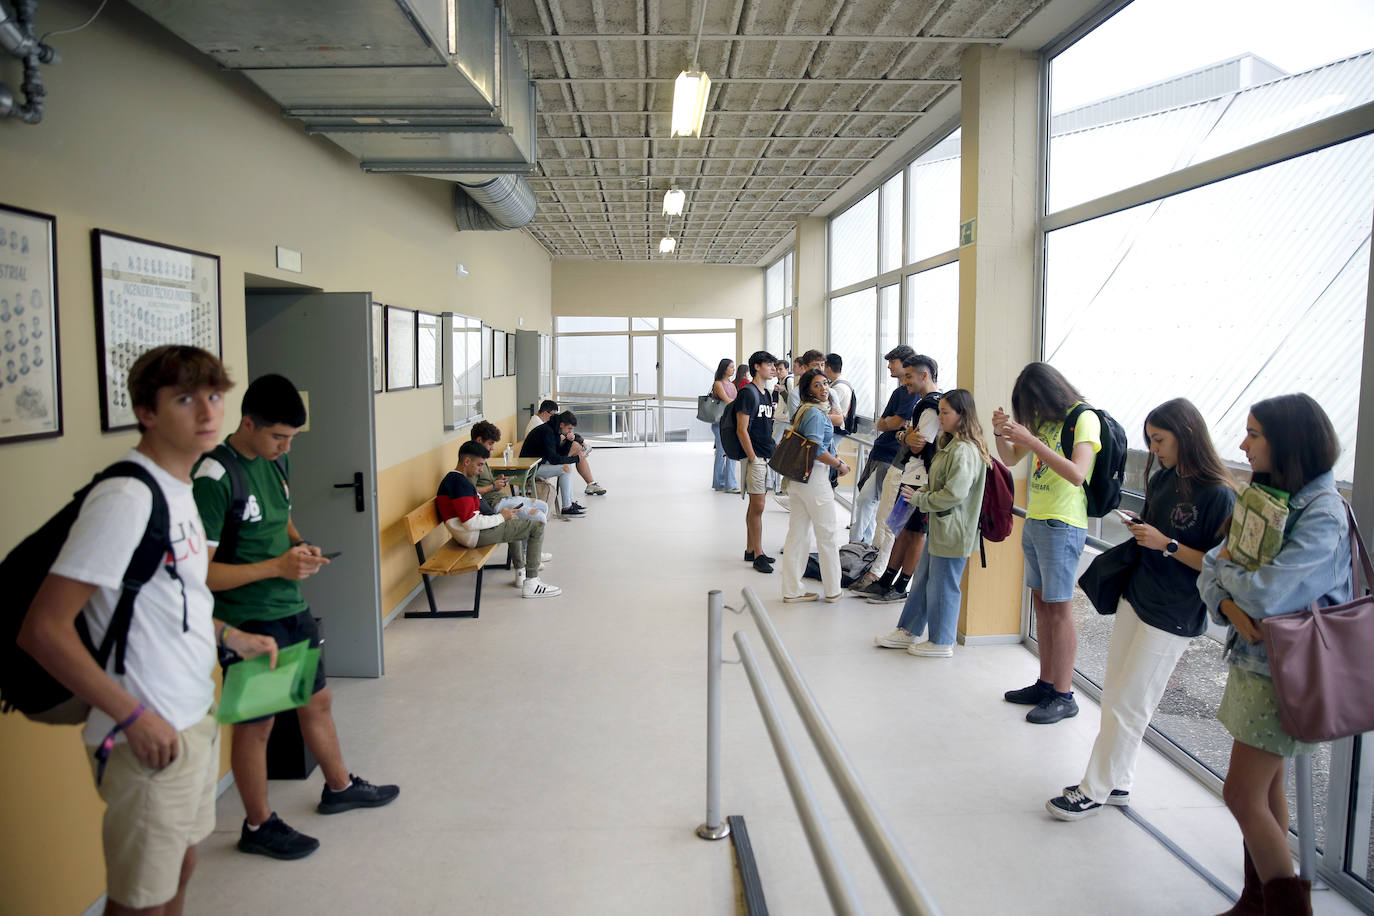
[1114,509,1141,525]
[321,550,343,560]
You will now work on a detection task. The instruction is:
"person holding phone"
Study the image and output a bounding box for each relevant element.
[1047,398,1234,822]
[1196,394,1350,915]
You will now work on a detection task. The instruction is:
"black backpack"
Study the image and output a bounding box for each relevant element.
[832,380,858,435]
[718,393,747,461]
[205,443,287,564]
[1,462,173,724]
[1060,404,1128,518]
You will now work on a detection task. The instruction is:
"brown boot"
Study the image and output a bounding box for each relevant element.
[1215,845,1264,916]
[1261,876,1312,916]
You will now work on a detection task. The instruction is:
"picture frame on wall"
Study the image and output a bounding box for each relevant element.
[505,331,516,377]
[385,305,416,390]
[371,301,384,393]
[91,229,221,432]
[0,203,62,444]
[480,322,491,379]
[416,311,441,388]
[492,328,506,377]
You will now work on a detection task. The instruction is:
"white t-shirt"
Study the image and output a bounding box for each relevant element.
[830,378,854,424]
[898,401,944,488]
[49,449,216,745]
[524,415,545,438]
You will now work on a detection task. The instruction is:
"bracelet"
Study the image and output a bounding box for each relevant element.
[95,702,145,786]
[117,702,145,730]
[218,626,231,649]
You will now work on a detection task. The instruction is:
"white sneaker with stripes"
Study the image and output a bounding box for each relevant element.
[522,578,562,599]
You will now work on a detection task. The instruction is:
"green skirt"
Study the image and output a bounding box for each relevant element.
[1217,666,1320,757]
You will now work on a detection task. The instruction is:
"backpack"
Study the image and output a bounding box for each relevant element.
[206,443,288,564]
[1060,404,1127,518]
[804,543,877,587]
[1,462,172,724]
[976,458,1015,568]
[832,380,858,435]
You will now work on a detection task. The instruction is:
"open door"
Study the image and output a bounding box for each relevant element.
[244,292,383,677]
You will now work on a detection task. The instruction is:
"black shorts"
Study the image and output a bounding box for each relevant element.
[222,610,327,722]
[903,507,929,534]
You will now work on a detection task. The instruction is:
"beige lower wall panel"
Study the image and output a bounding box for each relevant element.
[959,477,1029,638]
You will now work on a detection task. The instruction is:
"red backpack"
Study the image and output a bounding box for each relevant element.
[977,458,1015,567]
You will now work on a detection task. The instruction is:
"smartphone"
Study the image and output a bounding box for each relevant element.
[1114,509,1141,525]
[322,551,343,560]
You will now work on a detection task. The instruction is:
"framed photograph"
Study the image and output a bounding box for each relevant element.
[416,311,441,388]
[442,312,484,430]
[371,302,384,393]
[385,305,415,390]
[0,204,61,444]
[91,229,221,431]
[505,332,516,377]
[481,322,491,379]
[492,328,506,377]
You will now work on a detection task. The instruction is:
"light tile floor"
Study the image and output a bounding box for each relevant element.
[186,443,1362,915]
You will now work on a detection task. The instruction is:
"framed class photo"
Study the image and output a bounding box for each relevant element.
[91,229,222,431]
[0,204,62,444]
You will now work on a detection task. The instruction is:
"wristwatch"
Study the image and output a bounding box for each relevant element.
[1164,539,1179,558]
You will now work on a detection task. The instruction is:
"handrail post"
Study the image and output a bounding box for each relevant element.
[1296,753,1316,881]
[698,589,731,840]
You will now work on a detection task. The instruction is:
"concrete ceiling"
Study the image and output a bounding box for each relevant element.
[506,0,1053,264]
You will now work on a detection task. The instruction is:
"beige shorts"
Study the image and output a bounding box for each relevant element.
[88,712,220,908]
[741,457,770,495]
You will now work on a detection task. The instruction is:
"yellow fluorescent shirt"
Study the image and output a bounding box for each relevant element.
[1026,407,1100,528]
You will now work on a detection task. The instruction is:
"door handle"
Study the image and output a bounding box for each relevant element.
[334,472,365,512]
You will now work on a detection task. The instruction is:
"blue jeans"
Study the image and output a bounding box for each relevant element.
[850,460,890,544]
[534,462,574,509]
[896,552,969,646]
[711,422,737,490]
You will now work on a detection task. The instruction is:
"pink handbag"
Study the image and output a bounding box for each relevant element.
[1263,503,1374,743]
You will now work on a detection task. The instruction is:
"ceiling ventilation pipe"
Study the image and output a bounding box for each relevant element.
[453,175,536,231]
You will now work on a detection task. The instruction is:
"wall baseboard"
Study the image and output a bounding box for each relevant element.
[384,582,425,628]
[959,632,1025,647]
[217,768,236,799]
[81,895,105,916]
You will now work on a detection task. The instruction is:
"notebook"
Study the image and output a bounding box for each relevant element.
[217,640,321,725]
[1226,483,1289,571]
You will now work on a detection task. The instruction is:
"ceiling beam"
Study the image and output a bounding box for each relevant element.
[539,134,899,141]
[531,77,958,86]
[515,33,1002,44]
[539,109,927,117]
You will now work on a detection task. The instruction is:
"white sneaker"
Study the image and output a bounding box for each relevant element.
[514,571,526,588]
[907,641,953,658]
[874,628,915,649]
[772,493,790,510]
[541,553,553,563]
[783,592,819,603]
[521,577,562,598]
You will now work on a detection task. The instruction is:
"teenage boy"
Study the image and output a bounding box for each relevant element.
[849,344,916,552]
[19,345,278,915]
[438,441,560,597]
[854,355,942,603]
[522,402,604,496]
[824,353,854,433]
[735,350,777,573]
[469,421,551,521]
[524,399,558,438]
[193,374,398,861]
[521,410,593,517]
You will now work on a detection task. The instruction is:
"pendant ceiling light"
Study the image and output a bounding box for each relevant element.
[659,236,677,253]
[670,71,711,138]
[662,188,686,216]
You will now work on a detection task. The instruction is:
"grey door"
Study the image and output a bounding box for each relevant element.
[245,292,383,677]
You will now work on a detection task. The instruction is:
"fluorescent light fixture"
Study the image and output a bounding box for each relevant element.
[671,70,711,138]
[659,236,677,253]
[662,188,686,216]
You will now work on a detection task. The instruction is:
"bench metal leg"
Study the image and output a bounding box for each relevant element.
[404,542,486,620]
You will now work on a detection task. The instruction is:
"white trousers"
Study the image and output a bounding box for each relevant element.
[866,469,903,574]
[1079,599,1190,803]
[781,466,842,598]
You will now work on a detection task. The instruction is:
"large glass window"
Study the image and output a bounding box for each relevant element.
[828,288,878,419]
[879,173,904,274]
[765,250,796,362]
[905,263,960,390]
[442,312,484,429]
[1048,0,1374,212]
[878,284,899,375]
[829,190,879,291]
[908,129,962,264]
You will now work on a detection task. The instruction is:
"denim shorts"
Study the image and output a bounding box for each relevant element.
[1022,517,1087,603]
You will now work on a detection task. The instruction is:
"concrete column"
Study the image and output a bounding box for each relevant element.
[794,216,827,357]
[956,45,1041,644]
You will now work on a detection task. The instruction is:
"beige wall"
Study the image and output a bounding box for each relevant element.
[0,3,549,913]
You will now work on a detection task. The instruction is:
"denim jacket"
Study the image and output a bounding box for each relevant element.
[1197,471,1352,676]
[795,403,837,457]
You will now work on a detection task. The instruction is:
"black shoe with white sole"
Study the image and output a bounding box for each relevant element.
[1046,785,1103,821]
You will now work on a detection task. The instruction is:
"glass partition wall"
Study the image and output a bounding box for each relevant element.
[1038,0,1374,903]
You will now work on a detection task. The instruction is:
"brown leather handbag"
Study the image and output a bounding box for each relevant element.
[1263,503,1374,743]
[769,404,819,483]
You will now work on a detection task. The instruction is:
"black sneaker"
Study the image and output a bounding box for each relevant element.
[318,774,400,815]
[865,587,908,605]
[1026,693,1079,725]
[568,501,588,512]
[1106,789,1130,806]
[237,813,319,859]
[744,550,757,562]
[752,556,775,574]
[1004,680,1054,705]
[1046,785,1103,821]
[562,506,587,519]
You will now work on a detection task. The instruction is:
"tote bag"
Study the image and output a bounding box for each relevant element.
[696,394,727,424]
[1077,539,1140,615]
[769,404,819,483]
[1264,503,1374,743]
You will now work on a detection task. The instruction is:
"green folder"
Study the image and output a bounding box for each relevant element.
[1226,483,1290,572]
[217,640,321,725]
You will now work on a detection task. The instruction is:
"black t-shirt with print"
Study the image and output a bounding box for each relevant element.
[734,382,775,459]
[1125,466,1236,637]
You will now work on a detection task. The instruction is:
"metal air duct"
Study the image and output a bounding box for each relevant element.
[453,176,535,231]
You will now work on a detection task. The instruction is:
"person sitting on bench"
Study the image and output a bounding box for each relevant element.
[469,421,549,525]
[437,441,561,598]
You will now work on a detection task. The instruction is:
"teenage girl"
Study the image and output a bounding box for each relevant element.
[780,369,850,603]
[710,358,738,493]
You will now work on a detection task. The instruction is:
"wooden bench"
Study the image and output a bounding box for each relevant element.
[402,498,506,619]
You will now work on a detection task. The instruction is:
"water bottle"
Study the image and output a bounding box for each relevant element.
[504,444,513,463]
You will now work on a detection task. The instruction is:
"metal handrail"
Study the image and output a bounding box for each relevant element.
[699,587,942,916]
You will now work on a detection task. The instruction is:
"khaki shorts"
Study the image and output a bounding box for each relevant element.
[88,712,220,908]
[741,457,770,495]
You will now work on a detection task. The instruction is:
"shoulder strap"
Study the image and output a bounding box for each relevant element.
[1346,502,1374,597]
[1060,403,1090,459]
[210,443,250,565]
[789,402,815,433]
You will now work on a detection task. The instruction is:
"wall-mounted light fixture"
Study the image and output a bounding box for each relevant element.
[662,188,686,216]
[670,70,711,138]
[659,237,677,254]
